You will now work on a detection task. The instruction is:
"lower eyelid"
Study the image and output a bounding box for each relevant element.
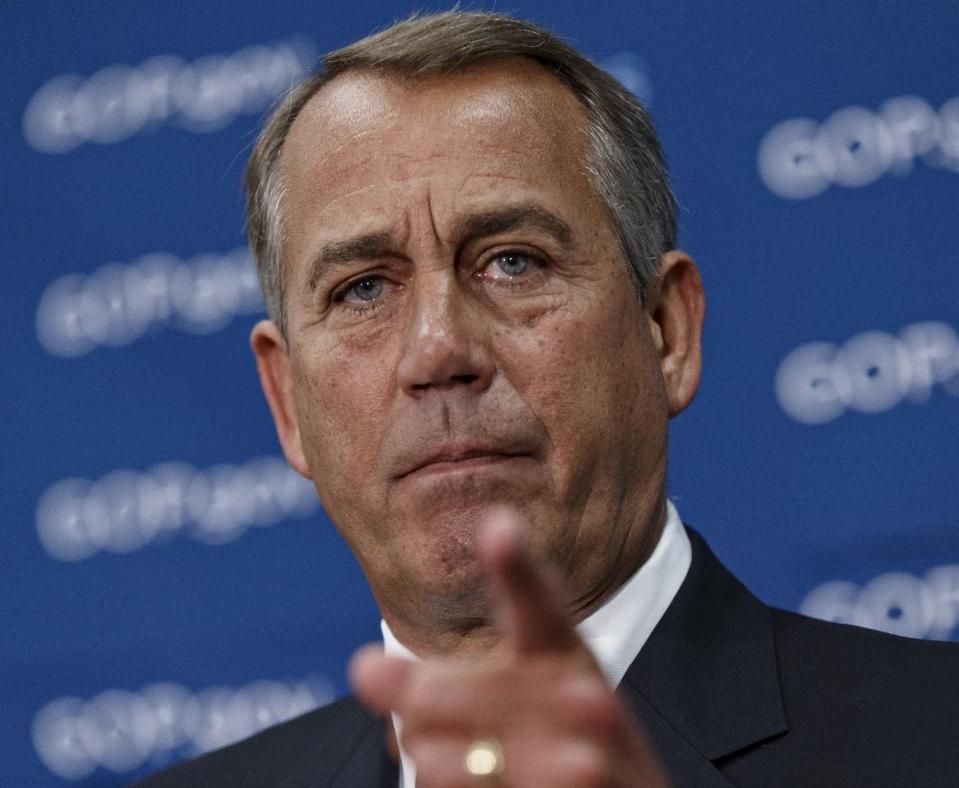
[342,299,386,319]
[481,262,545,283]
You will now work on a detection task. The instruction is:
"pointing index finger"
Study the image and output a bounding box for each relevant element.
[478,507,583,655]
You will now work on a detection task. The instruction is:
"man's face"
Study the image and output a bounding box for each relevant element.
[254,60,700,642]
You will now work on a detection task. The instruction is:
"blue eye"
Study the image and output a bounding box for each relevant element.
[494,254,531,277]
[347,277,383,302]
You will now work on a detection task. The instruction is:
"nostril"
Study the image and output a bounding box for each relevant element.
[452,374,479,385]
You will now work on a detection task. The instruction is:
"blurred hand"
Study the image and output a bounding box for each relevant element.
[350,509,669,787]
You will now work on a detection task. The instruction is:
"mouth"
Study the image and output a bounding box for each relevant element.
[399,447,534,480]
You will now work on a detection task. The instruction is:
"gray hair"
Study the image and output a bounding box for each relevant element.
[246,10,678,336]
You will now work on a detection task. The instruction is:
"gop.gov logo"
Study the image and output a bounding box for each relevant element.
[33,677,333,781]
[775,321,959,425]
[23,39,315,154]
[35,247,263,358]
[758,95,959,199]
[36,456,318,562]
[801,563,959,642]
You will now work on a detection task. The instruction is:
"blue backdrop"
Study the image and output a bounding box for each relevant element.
[4,2,958,784]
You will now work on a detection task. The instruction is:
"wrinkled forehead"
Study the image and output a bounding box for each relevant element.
[279,58,593,198]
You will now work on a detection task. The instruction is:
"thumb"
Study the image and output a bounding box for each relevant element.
[349,643,416,715]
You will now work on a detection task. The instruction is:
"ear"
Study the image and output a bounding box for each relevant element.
[250,319,312,479]
[646,251,706,417]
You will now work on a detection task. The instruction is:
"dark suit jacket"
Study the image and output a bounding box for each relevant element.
[139,529,959,786]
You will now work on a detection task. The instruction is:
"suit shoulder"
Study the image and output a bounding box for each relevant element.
[772,606,959,665]
[716,609,959,784]
[770,607,959,725]
[135,695,379,787]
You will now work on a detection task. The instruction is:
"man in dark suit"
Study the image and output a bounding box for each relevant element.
[143,10,958,786]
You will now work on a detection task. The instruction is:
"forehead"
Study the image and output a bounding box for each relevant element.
[278,59,596,228]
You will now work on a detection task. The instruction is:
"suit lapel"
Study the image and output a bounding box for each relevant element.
[329,715,398,788]
[617,527,788,781]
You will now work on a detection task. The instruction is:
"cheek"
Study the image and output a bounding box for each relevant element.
[290,345,390,491]
[511,298,662,472]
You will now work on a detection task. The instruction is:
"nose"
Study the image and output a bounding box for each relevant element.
[396,270,494,397]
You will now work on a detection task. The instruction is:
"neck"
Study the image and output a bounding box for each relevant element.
[565,491,668,623]
[378,492,669,659]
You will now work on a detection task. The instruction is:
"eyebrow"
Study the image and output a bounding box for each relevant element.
[456,204,573,249]
[309,231,394,290]
[307,203,573,290]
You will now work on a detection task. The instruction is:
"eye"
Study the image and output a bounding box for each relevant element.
[481,252,537,280]
[338,276,385,303]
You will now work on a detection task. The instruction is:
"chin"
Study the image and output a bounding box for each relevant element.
[391,513,492,607]
[427,573,492,628]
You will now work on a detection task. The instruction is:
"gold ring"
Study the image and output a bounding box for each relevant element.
[464,737,504,784]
